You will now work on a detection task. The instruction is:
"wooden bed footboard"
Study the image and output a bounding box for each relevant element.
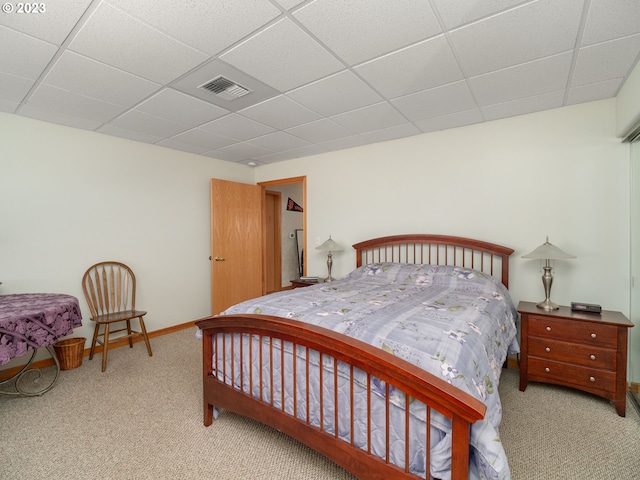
[196,314,486,480]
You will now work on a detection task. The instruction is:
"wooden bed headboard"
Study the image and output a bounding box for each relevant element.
[352,234,515,289]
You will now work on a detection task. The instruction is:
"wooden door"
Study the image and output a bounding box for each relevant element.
[265,191,282,294]
[210,178,264,315]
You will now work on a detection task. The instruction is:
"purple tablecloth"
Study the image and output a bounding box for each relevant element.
[0,294,83,366]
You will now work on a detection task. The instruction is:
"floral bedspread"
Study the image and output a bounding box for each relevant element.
[223,263,519,479]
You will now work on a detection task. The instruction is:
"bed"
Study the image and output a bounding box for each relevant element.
[196,234,518,479]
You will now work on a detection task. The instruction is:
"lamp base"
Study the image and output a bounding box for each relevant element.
[324,275,336,282]
[537,298,559,311]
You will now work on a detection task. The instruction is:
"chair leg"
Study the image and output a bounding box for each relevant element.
[138,317,152,357]
[126,320,134,348]
[101,323,110,372]
[89,324,100,360]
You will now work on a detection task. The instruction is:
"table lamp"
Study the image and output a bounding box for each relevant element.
[522,236,575,310]
[316,235,343,282]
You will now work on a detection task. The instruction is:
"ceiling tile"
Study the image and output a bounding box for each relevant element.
[200,113,275,141]
[239,95,321,130]
[43,51,161,106]
[108,0,281,55]
[201,149,247,162]
[360,123,422,143]
[567,78,622,105]
[582,0,640,46]
[294,0,441,65]
[97,124,163,144]
[331,102,408,134]
[273,0,306,9]
[470,52,572,107]
[246,131,310,151]
[155,138,208,154]
[0,26,58,79]
[220,18,343,92]
[481,90,564,121]
[68,2,208,84]
[0,72,34,103]
[449,0,584,76]
[572,34,640,87]
[286,118,354,143]
[320,135,368,151]
[254,144,328,163]
[355,35,464,98]
[18,105,102,130]
[135,89,229,127]
[0,99,20,113]
[2,0,640,165]
[432,0,529,29]
[27,84,125,122]
[217,142,273,159]
[391,81,477,122]
[110,110,191,137]
[415,109,484,133]
[286,70,382,116]
[0,0,93,44]
[170,128,237,150]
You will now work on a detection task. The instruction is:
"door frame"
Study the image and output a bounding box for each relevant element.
[265,189,282,293]
[259,176,307,279]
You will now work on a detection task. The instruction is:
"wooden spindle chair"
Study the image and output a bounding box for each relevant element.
[81,261,152,372]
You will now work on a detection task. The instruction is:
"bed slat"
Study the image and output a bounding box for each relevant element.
[199,314,486,480]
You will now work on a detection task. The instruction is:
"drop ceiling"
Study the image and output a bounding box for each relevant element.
[2,0,639,166]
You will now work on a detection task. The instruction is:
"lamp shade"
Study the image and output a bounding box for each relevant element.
[316,236,343,252]
[522,237,575,260]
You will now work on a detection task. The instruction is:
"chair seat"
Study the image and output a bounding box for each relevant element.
[92,310,147,324]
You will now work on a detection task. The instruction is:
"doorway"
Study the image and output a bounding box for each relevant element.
[209,176,306,314]
[259,177,306,289]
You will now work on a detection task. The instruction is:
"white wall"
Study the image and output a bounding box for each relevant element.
[256,99,633,375]
[0,112,254,363]
[1,99,634,379]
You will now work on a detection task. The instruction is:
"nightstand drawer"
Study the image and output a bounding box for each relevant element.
[528,337,616,369]
[528,357,616,393]
[528,315,617,348]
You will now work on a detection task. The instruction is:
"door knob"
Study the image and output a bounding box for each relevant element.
[214,256,225,261]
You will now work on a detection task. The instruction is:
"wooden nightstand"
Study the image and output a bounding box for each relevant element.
[518,301,633,416]
[290,278,322,288]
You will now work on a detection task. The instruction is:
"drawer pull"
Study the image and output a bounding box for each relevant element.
[545,347,551,352]
[545,367,550,373]
[546,326,551,332]
[590,354,596,360]
[591,333,596,339]
[589,376,596,382]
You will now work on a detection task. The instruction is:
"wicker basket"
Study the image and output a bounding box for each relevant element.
[53,337,86,370]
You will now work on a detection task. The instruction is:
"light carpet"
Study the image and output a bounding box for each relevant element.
[1,327,639,479]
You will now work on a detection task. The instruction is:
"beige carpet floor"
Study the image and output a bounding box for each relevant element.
[1,327,639,479]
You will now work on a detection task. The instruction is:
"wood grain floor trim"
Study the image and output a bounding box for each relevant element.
[0,320,198,379]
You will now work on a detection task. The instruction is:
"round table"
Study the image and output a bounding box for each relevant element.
[0,293,83,396]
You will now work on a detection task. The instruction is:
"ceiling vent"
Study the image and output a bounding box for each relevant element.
[173,60,278,112]
[199,76,252,101]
